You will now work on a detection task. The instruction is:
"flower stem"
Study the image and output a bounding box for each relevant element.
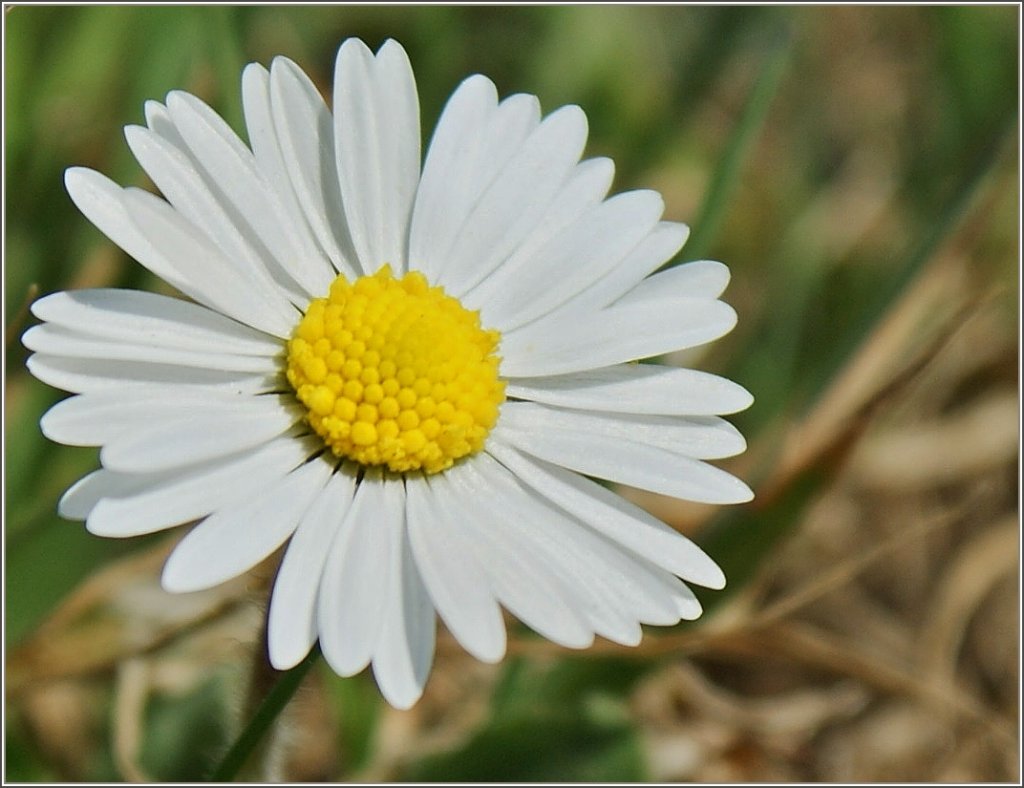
[209,646,321,781]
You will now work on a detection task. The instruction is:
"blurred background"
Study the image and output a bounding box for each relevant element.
[4,4,1019,781]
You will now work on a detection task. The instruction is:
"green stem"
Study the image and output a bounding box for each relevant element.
[209,646,321,782]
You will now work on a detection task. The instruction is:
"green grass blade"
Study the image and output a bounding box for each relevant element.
[677,26,792,264]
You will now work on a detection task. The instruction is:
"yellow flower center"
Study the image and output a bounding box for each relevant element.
[286,265,505,474]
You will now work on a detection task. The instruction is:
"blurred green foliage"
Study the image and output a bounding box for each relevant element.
[402,656,651,780]
[4,5,1018,781]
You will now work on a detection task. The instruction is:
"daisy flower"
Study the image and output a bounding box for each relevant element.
[25,38,753,709]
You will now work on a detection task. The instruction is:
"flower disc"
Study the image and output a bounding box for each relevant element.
[286,265,505,473]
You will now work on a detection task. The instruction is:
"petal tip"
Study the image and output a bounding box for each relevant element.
[268,639,309,672]
[59,493,89,522]
[702,566,727,591]
[63,165,89,188]
[338,37,373,61]
[463,632,507,665]
[64,166,105,200]
[380,685,424,711]
[730,384,755,414]
[733,480,755,504]
[160,559,204,594]
[377,38,409,58]
[123,123,147,147]
[160,562,187,593]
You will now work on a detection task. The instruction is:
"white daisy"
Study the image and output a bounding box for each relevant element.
[25,38,753,709]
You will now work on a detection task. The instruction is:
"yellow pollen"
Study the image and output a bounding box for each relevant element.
[286,265,505,474]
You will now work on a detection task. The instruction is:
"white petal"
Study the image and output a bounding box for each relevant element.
[124,123,305,309]
[162,91,314,301]
[438,105,589,296]
[618,260,731,306]
[466,93,541,210]
[467,189,662,331]
[42,388,287,447]
[477,452,706,637]
[501,401,747,460]
[23,324,278,374]
[547,221,690,319]
[437,464,594,648]
[66,167,288,331]
[99,396,299,473]
[121,187,297,336]
[672,582,705,621]
[456,156,614,300]
[59,468,156,521]
[410,83,539,281]
[26,353,277,395]
[486,441,726,589]
[407,75,496,281]
[405,476,506,663]
[162,456,332,593]
[500,298,738,378]
[494,422,753,505]
[241,63,338,295]
[269,56,358,278]
[318,470,402,676]
[268,467,358,670]
[372,525,436,710]
[468,454,646,643]
[64,168,164,279]
[143,99,183,146]
[30,289,281,357]
[334,39,420,272]
[86,432,317,537]
[507,363,754,416]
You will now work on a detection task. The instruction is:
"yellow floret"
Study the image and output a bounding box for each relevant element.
[351,421,377,446]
